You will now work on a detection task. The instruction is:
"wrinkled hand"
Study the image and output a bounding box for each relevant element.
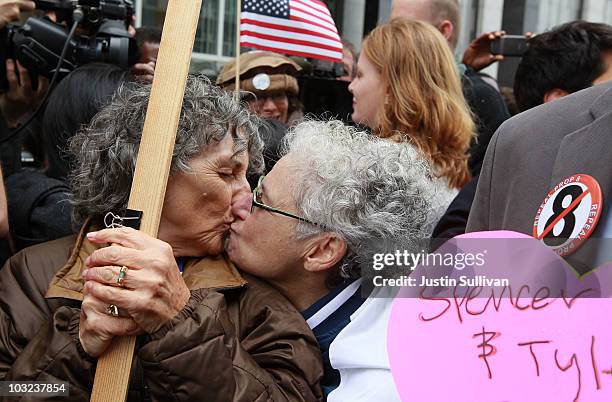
[0,59,49,127]
[79,290,142,357]
[131,61,155,83]
[82,227,191,334]
[0,0,34,29]
[462,30,505,71]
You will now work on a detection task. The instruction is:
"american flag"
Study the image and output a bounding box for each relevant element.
[240,0,343,62]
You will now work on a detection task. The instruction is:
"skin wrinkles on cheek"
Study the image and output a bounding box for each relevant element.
[159,132,249,258]
[227,157,308,285]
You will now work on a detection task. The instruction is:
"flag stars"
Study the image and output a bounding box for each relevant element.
[244,0,290,17]
[240,0,342,62]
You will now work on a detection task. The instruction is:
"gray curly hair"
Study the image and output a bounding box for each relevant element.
[69,74,264,224]
[282,120,445,279]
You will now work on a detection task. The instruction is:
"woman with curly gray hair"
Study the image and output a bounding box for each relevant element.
[0,75,323,401]
[227,120,447,400]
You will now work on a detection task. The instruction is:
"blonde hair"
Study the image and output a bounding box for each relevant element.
[362,17,474,189]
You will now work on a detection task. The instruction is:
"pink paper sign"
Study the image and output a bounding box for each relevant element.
[387,231,612,401]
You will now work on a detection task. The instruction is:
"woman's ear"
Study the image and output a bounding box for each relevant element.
[303,233,347,273]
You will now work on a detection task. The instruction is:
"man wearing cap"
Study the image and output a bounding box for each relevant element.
[217,51,303,125]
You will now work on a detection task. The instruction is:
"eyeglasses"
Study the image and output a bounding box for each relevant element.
[252,175,317,225]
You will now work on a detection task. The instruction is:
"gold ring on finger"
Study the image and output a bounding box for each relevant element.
[106,304,119,317]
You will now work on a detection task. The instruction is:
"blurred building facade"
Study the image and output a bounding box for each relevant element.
[134,0,612,83]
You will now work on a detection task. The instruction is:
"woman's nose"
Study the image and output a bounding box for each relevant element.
[262,97,278,111]
[232,191,252,221]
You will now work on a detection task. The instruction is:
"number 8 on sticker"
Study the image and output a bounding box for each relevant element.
[533,174,602,257]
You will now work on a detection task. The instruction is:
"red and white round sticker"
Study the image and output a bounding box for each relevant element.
[533,174,603,256]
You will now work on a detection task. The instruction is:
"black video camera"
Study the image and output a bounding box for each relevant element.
[289,57,351,123]
[297,57,343,79]
[0,0,137,92]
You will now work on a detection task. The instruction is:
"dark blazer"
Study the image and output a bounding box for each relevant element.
[431,176,478,251]
[462,68,511,176]
[466,81,612,273]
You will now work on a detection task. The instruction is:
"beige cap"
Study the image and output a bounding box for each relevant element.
[216,51,302,96]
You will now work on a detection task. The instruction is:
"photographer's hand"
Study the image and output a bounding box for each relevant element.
[0,0,35,29]
[462,31,505,71]
[131,61,155,83]
[0,59,49,128]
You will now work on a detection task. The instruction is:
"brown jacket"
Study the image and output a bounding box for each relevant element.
[0,227,323,401]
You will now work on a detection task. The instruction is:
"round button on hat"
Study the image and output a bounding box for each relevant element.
[252,73,271,90]
[217,51,302,96]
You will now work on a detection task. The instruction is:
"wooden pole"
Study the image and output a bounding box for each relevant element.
[234,0,241,101]
[89,0,202,400]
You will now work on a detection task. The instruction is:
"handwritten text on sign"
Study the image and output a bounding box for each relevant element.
[387,232,612,402]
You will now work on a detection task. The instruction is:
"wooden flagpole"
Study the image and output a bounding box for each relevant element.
[234,0,241,101]
[89,0,202,400]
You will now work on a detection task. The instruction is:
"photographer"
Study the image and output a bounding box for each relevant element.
[5,63,127,253]
[0,0,139,269]
[131,26,161,82]
[1,0,136,136]
[0,1,44,130]
[0,1,41,178]
[0,59,48,129]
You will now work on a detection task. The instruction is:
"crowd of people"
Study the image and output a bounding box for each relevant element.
[0,0,611,400]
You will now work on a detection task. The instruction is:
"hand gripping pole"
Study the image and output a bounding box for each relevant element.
[89,1,202,400]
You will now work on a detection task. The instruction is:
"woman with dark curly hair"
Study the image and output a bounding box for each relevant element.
[0,75,323,401]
